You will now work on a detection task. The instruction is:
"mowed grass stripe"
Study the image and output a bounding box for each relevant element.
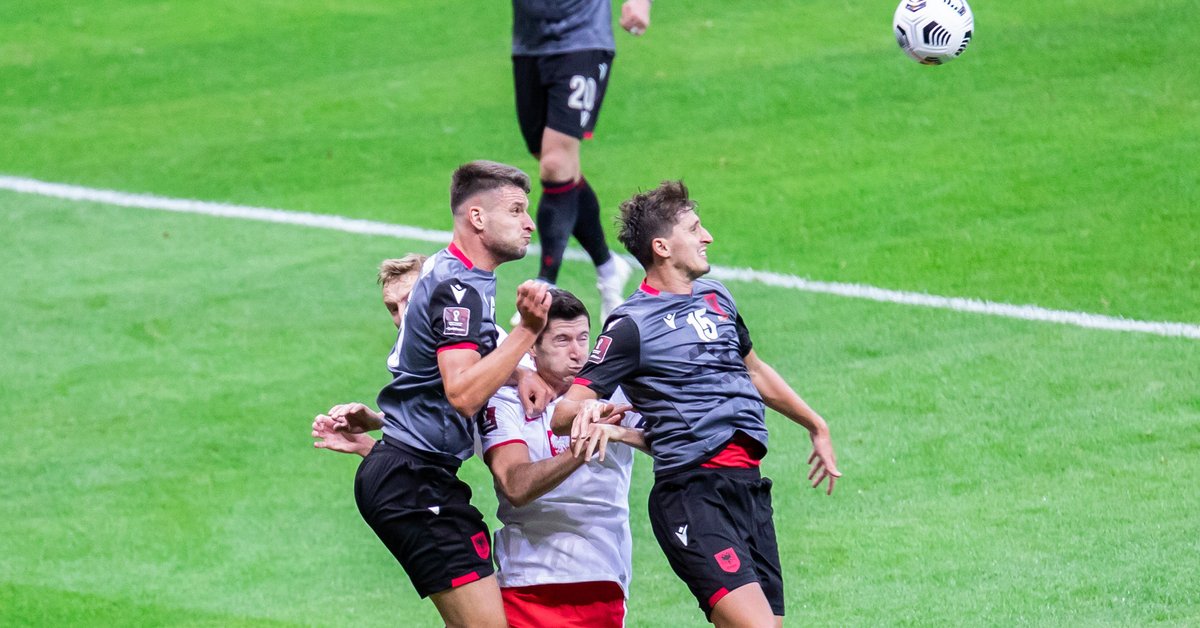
[4,174,1196,340]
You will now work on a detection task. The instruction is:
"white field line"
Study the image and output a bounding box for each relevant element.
[3,174,1197,340]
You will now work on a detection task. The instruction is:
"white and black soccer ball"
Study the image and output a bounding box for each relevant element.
[893,0,974,65]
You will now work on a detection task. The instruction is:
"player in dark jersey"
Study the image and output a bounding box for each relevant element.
[509,0,653,321]
[552,180,841,627]
[328,160,553,628]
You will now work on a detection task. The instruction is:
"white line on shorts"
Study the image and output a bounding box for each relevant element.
[2,174,1196,340]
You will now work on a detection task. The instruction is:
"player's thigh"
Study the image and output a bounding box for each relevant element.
[431,573,507,628]
[539,49,615,142]
[748,476,786,617]
[513,54,548,155]
[354,445,495,598]
[709,581,776,628]
[648,471,762,617]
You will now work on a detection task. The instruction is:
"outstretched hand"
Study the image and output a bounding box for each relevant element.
[570,400,633,456]
[326,402,383,434]
[312,414,376,457]
[808,431,841,495]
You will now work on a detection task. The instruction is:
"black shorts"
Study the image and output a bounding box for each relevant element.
[512,49,615,154]
[354,436,495,598]
[648,467,784,618]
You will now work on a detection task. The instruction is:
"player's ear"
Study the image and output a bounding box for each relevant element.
[651,237,670,260]
[468,204,486,230]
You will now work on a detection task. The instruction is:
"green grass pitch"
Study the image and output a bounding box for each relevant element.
[2,0,1197,625]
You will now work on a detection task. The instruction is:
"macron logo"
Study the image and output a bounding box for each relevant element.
[663,313,677,329]
[599,63,608,80]
[450,284,467,304]
[674,524,688,546]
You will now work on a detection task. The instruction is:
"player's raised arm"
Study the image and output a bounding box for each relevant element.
[440,280,551,418]
[744,349,841,495]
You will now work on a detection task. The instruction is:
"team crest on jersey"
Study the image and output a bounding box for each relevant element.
[588,336,612,364]
[471,531,491,560]
[477,406,498,435]
[703,293,730,321]
[444,307,470,336]
[546,430,570,456]
[714,547,740,573]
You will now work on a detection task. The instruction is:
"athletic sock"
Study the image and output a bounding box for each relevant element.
[572,176,612,267]
[596,256,623,284]
[535,178,581,284]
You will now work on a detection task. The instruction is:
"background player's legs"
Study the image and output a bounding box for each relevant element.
[534,127,630,316]
[430,574,508,628]
[709,582,778,628]
[535,127,583,284]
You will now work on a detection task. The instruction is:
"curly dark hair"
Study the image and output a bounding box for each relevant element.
[616,180,696,268]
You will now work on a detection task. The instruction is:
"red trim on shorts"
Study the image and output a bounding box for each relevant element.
[484,439,527,455]
[437,342,479,354]
[708,586,731,609]
[447,242,474,269]
[583,131,594,140]
[638,279,660,296]
[701,433,765,469]
[502,582,625,628]
[451,571,481,588]
[573,377,593,387]
[542,179,581,195]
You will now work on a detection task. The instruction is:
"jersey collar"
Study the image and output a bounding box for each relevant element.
[447,242,474,270]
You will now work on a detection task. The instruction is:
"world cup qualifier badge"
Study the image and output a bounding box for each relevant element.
[444,307,470,336]
[588,336,612,364]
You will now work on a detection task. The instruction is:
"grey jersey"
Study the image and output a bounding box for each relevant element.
[512,0,615,56]
[377,245,498,461]
[574,279,769,474]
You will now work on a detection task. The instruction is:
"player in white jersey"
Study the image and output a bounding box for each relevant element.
[315,288,645,627]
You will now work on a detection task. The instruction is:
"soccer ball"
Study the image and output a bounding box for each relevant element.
[893,0,974,65]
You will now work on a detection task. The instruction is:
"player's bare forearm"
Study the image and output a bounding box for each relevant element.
[611,426,650,454]
[550,384,598,435]
[744,350,829,435]
[486,446,585,508]
[440,325,541,417]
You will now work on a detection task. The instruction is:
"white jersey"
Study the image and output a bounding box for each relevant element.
[479,386,639,594]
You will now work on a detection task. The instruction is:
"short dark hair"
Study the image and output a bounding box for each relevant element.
[546,288,589,327]
[450,161,531,215]
[617,180,697,268]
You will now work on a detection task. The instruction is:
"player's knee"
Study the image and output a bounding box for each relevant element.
[537,146,579,183]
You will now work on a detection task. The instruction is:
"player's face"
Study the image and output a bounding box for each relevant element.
[381,271,418,329]
[479,185,535,263]
[665,210,713,279]
[531,315,590,388]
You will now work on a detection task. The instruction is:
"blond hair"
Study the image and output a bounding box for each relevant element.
[377,253,427,287]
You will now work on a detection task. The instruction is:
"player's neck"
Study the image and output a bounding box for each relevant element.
[538,371,572,398]
[644,266,694,295]
[449,236,499,272]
